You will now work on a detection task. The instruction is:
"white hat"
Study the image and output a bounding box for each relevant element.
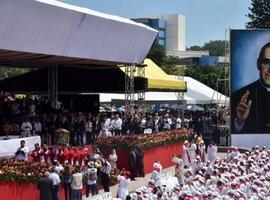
[141,186,148,194]
[153,162,162,170]
[135,189,142,194]
[259,191,266,199]
[249,196,259,200]
[173,186,181,192]
[130,193,137,200]
[148,179,155,185]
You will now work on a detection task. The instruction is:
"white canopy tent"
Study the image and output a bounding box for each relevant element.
[99,76,229,104]
[0,0,157,66]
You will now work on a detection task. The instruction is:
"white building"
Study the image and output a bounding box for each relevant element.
[133,14,209,59]
[161,14,186,52]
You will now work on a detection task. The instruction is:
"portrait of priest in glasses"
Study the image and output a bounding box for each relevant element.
[232,42,270,133]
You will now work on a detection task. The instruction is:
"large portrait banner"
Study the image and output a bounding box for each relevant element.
[231,29,270,147]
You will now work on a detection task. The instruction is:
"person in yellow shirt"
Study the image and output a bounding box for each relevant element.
[194,134,202,154]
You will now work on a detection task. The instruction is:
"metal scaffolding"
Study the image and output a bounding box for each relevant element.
[211,29,230,146]
[124,65,135,116]
[136,64,146,113]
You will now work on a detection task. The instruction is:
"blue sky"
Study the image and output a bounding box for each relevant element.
[60,0,251,47]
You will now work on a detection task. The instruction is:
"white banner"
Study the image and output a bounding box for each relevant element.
[231,134,270,148]
[0,136,41,157]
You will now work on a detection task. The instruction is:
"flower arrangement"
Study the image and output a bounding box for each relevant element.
[95,129,190,150]
[0,159,120,185]
[0,159,51,183]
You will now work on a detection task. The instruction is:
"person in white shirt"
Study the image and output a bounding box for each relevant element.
[230,146,240,160]
[189,140,197,164]
[175,117,182,129]
[20,118,33,137]
[113,114,122,135]
[108,149,118,170]
[198,141,207,162]
[150,161,162,187]
[207,141,217,163]
[85,161,98,197]
[15,140,29,161]
[99,116,111,137]
[48,167,61,200]
[153,113,160,133]
[105,114,114,133]
[71,166,83,200]
[52,160,64,174]
[183,140,191,166]
[117,169,130,200]
[172,155,184,186]
[33,119,42,136]
[163,114,172,131]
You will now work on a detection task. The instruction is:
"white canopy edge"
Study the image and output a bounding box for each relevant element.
[0,0,157,64]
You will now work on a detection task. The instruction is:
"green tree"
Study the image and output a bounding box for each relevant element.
[203,40,227,56]
[187,45,203,51]
[187,40,228,56]
[146,43,166,67]
[185,65,224,92]
[0,67,31,80]
[159,55,186,75]
[246,0,270,28]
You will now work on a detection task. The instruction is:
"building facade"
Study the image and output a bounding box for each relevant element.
[132,18,166,47]
[133,14,208,59]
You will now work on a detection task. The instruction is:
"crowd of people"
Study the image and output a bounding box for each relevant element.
[34,146,119,200]
[126,146,270,200]
[0,96,229,146]
[3,96,253,200]
[13,138,119,200]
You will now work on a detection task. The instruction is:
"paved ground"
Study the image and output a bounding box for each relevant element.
[83,153,226,199]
